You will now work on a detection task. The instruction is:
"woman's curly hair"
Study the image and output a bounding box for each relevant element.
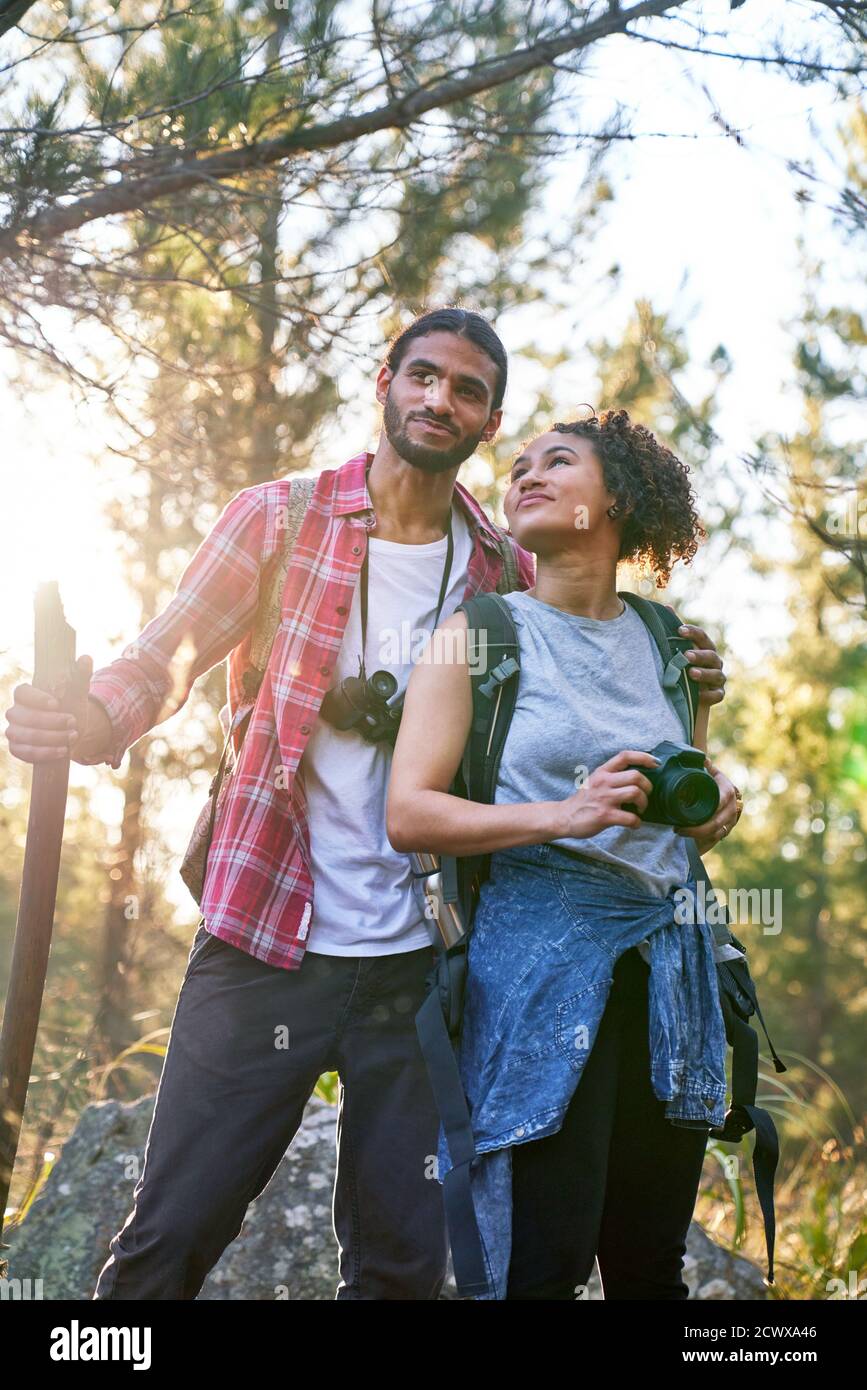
[551,407,705,587]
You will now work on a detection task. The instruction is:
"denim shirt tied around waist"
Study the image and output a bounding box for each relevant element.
[436,841,729,1301]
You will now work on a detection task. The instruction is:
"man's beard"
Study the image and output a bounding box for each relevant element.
[382,391,484,473]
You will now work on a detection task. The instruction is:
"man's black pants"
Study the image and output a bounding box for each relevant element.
[93,924,448,1300]
[507,945,711,1300]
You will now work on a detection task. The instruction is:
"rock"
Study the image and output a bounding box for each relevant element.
[574,1223,766,1301]
[3,1092,767,1300]
[4,1093,343,1301]
[683,1222,770,1300]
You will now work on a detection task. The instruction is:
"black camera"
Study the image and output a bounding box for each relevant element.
[623,740,720,827]
[318,668,404,746]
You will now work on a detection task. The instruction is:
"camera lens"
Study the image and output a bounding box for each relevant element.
[369,669,398,701]
[661,768,720,826]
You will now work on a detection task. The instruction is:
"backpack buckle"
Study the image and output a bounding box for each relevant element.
[478,656,519,700]
[662,651,689,689]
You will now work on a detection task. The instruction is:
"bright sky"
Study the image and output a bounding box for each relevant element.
[1,1,860,879]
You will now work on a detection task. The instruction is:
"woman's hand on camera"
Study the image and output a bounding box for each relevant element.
[552,749,660,840]
[674,758,740,854]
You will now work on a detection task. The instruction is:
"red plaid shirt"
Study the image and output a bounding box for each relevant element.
[84,450,535,968]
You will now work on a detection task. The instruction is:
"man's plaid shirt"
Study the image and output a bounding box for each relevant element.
[83,450,535,968]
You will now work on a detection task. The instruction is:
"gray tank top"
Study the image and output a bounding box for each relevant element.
[494,590,691,898]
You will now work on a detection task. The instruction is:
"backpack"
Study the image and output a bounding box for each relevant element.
[414,590,786,1298]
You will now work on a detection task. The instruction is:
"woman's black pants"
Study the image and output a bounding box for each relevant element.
[506,944,711,1300]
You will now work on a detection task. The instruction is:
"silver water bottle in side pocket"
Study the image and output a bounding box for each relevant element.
[410,851,467,949]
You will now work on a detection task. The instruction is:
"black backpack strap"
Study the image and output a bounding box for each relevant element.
[684,839,786,1075]
[415,955,491,1296]
[449,591,522,927]
[688,837,787,1287]
[677,723,786,1283]
[711,978,782,1286]
[413,591,521,1299]
[623,595,735,951]
[458,591,521,803]
[620,592,700,744]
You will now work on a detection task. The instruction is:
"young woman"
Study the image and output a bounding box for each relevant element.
[387,408,741,1301]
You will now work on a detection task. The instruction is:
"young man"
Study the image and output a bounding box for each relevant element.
[4,308,726,1300]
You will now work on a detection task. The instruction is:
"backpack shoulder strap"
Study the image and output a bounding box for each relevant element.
[454,590,521,805]
[246,476,316,695]
[621,593,738,947]
[620,592,699,745]
[434,592,520,932]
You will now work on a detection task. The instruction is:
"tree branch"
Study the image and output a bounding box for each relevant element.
[0,0,682,260]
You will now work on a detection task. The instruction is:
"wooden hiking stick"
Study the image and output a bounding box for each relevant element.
[0,582,87,1274]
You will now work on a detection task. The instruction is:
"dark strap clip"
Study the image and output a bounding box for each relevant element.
[710,1106,753,1143]
[478,656,519,700]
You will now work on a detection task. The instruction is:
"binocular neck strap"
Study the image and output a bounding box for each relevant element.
[359,507,455,676]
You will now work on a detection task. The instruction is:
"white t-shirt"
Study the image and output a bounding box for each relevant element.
[299,503,474,955]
